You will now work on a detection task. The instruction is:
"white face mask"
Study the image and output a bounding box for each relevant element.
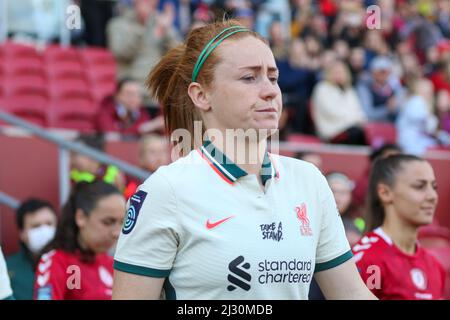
[27,225,56,254]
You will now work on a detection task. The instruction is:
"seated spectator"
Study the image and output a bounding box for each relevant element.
[124,134,170,198]
[436,89,450,134]
[356,56,405,123]
[6,199,57,300]
[107,0,180,101]
[326,172,363,246]
[295,151,323,172]
[70,134,125,191]
[397,77,439,155]
[96,78,164,137]
[34,181,126,300]
[353,155,445,300]
[1,247,13,300]
[276,39,318,134]
[312,60,367,145]
[352,143,402,209]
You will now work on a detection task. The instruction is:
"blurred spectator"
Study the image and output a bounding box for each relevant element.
[96,78,164,136]
[34,181,125,300]
[1,247,13,300]
[80,0,115,47]
[326,172,363,246]
[311,60,367,145]
[356,56,405,122]
[429,58,450,94]
[107,0,180,98]
[255,0,291,39]
[347,46,367,85]
[277,39,317,134]
[397,76,439,155]
[295,151,323,172]
[70,134,126,191]
[6,199,57,300]
[352,143,402,209]
[6,0,65,43]
[436,89,450,134]
[124,133,170,199]
[268,20,289,60]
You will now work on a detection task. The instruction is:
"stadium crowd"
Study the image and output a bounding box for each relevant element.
[1,0,450,300]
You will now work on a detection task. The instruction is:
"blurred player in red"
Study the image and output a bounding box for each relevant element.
[353,154,445,299]
[34,181,125,300]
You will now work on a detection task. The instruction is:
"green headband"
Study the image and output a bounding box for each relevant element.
[191,26,251,82]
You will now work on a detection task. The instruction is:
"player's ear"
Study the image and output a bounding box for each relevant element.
[377,183,394,205]
[75,209,88,229]
[188,82,211,112]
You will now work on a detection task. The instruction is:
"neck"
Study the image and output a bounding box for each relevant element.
[381,211,418,255]
[212,134,267,177]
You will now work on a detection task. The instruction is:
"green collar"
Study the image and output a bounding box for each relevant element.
[198,140,278,185]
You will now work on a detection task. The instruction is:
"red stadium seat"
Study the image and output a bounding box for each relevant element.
[1,42,40,59]
[418,225,450,299]
[4,57,45,77]
[80,47,116,66]
[86,64,117,83]
[49,79,92,101]
[91,82,116,103]
[46,61,85,81]
[50,98,97,132]
[3,75,48,98]
[2,95,50,127]
[43,45,80,63]
[287,134,323,144]
[363,122,397,147]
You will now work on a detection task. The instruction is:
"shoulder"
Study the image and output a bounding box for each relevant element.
[352,231,388,264]
[139,150,203,192]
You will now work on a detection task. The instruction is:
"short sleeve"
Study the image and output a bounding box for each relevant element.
[114,170,180,278]
[314,174,352,272]
[0,246,13,300]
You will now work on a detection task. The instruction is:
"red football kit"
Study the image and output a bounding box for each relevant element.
[34,250,114,300]
[352,227,445,300]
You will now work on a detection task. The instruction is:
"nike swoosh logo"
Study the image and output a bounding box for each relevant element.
[206,216,235,230]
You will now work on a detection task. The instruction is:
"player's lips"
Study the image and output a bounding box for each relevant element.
[421,206,435,214]
[256,107,277,113]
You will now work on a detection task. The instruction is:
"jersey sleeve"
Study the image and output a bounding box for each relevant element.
[0,246,13,300]
[314,173,352,273]
[113,170,180,278]
[34,251,67,300]
[352,247,385,297]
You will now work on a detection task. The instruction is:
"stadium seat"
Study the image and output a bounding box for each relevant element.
[49,79,92,100]
[86,64,117,83]
[50,98,97,132]
[2,95,50,127]
[46,61,85,81]
[3,75,48,98]
[363,122,397,147]
[43,45,80,63]
[287,133,323,144]
[80,47,116,66]
[4,57,45,77]
[1,42,40,59]
[90,82,116,104]
[418,225,450,299]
